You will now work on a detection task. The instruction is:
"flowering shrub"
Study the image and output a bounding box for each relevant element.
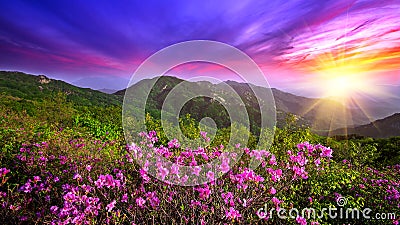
[1,127,398,224]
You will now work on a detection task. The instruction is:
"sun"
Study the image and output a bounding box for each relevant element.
[317,74,369,100]
[313,62,373,101]
[329,76,353,96]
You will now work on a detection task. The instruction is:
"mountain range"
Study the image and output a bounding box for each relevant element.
[1,71,399,138]
[116,76,381,131]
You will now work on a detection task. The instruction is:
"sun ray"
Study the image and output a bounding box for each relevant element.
[346,97,381,132]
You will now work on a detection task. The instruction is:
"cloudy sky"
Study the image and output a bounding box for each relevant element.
[0,0,399,96]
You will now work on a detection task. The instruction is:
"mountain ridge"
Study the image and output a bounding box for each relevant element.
[330,113,400,138]
[115,75,375,131]
[2,71,399,138]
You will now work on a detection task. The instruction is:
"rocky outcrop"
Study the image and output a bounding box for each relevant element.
[38,75,51,84]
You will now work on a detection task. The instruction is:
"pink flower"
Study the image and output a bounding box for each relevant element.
[146,192,160,208]
[226,207,241,220]
[180,175,188,184]
[206,171,215,181]
[189,158,198,166]
[0,168,10,177]
[136,197,146,208]
[195,185,211,200]
[289,152,308,166]
[192,166,201,176]
[254,175,264,182]
[86,165,92,171]
[146,130,158,142]
[121,194,128,203]
[63,192,76,202]
[20,182,32,193]
[270,187,276,195]
[50,206,58,213]
[73,173,82,181]
[191,200,201,208]
[221,192,234,205]
[200,131,210,142]
[269,155,277,165]
[139,169,150,183]
[250,150,265,161]
[271,197,282,209]
[267,168,282,182]
[106,200,116,212]
[33,176,41,183]
[314,158,321,166]
[171,164,180,175]
[297,142,308,150]
[296,216,307,225]
[293,166,308,179]
[320,147,333,158]
[158,166,169,180]
[168,139,180,148]
[220,162,230,173]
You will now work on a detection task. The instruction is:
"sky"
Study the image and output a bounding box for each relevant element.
[0,0,399,97]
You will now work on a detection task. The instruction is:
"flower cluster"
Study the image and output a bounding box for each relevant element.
[0,129,398,224]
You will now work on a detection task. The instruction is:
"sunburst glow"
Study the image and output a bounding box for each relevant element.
[314,64,373,100]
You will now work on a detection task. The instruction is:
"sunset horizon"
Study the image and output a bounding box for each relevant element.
[1,0,399,99]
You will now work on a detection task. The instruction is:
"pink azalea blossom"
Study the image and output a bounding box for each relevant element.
[320,147,333,158]
[170,164,180,175]
[106,200,116,212]
[207,171,215,181]
[226,207,241,220]
[192,166,201,176]
[158,166,169,180]
[220,162,230,173]
[86,165,92,171]
[296,216,307,225]
[136,197,146,208]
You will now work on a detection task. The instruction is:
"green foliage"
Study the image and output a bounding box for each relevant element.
[332,140,379,166]
[270,114,314,159]
[179,114,200,140]
[36,93,77,128]
[145,113,169,145]
[367,137,400,166]
[74,112,122,141]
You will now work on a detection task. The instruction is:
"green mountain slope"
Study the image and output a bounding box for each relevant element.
[0,71,122,106]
